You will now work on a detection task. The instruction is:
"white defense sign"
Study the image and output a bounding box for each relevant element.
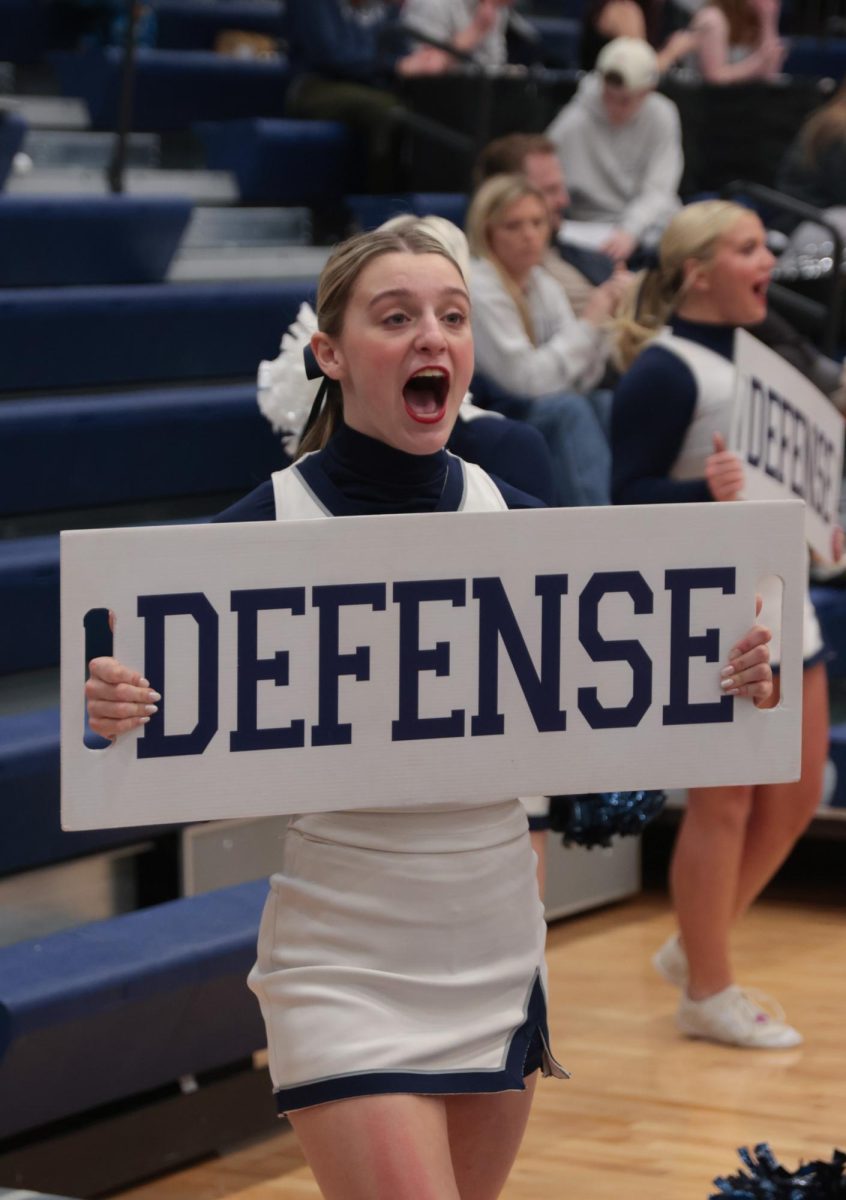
[732,329,844,561]
[61,501,806,830]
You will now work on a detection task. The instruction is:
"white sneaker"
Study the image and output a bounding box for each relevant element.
[652,933,688,987]
[676,985,803,1048]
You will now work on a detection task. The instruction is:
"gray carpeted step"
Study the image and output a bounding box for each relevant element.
[1,94,89,130]
[170,207,325,281]
[0,667,58,718]
[168,243,330,283]
[23,129,160,169]
[6,165,238,202]
[181,205,312,249]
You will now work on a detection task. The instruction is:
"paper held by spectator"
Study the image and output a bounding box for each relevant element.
[731,329,845,562]
[557,220,615,251]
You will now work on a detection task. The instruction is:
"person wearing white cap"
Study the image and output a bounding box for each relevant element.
[545,36,683,264]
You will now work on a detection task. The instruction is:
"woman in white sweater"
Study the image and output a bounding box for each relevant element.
[466,173,627,505]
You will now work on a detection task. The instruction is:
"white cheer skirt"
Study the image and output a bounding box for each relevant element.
[248,798,568,1113]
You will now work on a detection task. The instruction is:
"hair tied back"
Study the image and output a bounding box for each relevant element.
[300,345,329,444]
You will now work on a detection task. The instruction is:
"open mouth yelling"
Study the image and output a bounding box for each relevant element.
[402,367,450,424]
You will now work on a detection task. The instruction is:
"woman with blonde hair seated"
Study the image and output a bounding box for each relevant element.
[466,173,629,506]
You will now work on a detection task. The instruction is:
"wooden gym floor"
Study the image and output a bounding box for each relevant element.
[118,870,846,1200]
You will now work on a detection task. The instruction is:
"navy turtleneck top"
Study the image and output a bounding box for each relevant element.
[215,421,542,523]
[610,315,736,507]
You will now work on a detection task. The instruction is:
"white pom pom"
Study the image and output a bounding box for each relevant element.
[257,302,321,455]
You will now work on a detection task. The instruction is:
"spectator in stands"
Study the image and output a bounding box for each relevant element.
[283,0,467,194]
[474,132,623,316]
[777,77,846,211]
[580,0,697,72]
[402,0,515,69]
[546,37,683,264]
[466,173,628,505]
[686,0,785,82]
[611,199,837,1048]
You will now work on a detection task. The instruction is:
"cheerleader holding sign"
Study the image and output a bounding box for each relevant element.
[86,228,773,1200]
[612,200,842,1050]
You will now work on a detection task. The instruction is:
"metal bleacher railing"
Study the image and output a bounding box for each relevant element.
[789,0,846,35]
[107,0,140,192]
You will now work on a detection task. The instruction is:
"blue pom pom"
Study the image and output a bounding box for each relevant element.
[548,790,666,849]
[710,1144,846,1199]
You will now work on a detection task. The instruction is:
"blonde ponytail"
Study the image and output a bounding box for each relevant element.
[613,264,684,371]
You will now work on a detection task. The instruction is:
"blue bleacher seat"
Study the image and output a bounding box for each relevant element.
[0,0,48,64]
[528,0,586,17]
[518,16,581,68]
[52,47,290,131]
[346,193,469,232]
[0,383,287,514]
[0,879,267,1138]
[0,196,192,286]
[0,537,59,674]
[0,111,26,192]
[783,37,846,79]
[0,708,181,877]
[153,0,286,50]
[196,118,365,204]
[0,280,314,392]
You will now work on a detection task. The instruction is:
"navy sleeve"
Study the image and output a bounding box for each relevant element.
[212,480,276,523]
[448,415,555,506]
[611,346,711,505]
[286,0,405,82]
[490,477,547,510]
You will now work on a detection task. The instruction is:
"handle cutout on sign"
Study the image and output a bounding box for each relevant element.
[755,574,784,711]
[83,607,114,749]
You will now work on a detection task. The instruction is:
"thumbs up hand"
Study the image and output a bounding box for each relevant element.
[705,432,745,501]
